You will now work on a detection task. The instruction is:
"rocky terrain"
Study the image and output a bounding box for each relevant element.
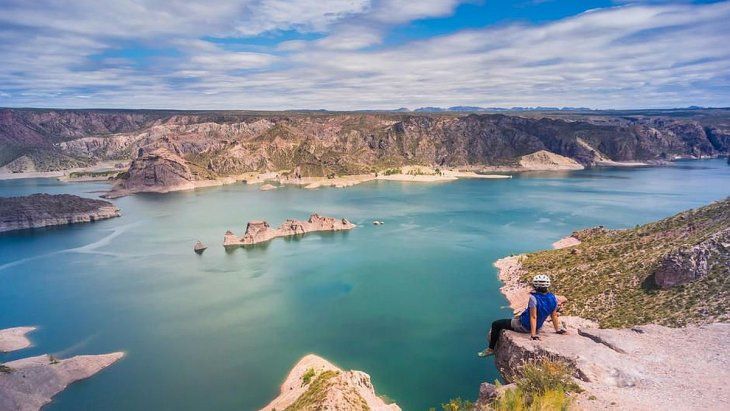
[1,108,728,195]
[486,199,729,410]
[224,214,355,246]
[0,327,123,411]
[517,150,584,171]
[261,354,399,411]
[0,194,120,233]
[507,198,729,327]
[489,317,729,410]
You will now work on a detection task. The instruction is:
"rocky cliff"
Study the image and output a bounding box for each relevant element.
[261,354,399,411]
[0,194,120,233]
[1,108,728,193]
[486,199,730,410]
[224,214,355,246]
[490,318,729,410]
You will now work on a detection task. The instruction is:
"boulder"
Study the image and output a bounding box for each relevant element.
[654,228,729,288]
[193,241,207,254]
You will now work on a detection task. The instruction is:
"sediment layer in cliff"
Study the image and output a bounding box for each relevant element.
[0,193,120,233]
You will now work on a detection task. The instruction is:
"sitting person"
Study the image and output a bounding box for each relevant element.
[478,274,566,357]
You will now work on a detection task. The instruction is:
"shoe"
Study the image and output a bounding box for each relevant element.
[477,348,494,357]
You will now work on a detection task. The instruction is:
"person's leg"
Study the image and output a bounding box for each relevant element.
[489,318,514,349]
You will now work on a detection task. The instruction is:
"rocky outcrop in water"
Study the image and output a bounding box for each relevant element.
[224,214,355,246]
[492,318,730,410]
[0,327,123,411]
[0,194,120,233]
[261,354,399,411]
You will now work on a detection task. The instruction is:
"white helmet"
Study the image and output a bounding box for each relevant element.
[532,274,551,288]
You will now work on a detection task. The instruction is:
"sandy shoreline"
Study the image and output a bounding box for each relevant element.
[0,161,126,182]
[494,235,582,312]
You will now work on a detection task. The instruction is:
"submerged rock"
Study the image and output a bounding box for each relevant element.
[260,354,399,411]
[0,194,120,233]
[259,183,277,191]
[224,214,355,246]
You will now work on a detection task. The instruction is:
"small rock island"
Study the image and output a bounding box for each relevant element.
[0,194,120,233]
[224,213,355,246]
[0,327,123,411]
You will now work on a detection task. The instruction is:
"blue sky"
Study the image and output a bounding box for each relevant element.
[0,0,728,109]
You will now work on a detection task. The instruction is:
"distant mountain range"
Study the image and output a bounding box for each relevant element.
[1,107,728,196]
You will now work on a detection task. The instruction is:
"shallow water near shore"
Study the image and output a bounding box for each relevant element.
[0,159,728,410]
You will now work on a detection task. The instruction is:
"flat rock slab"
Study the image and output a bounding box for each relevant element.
[495,317,730,410]
[0,327,36,353]
[0,353,124,411]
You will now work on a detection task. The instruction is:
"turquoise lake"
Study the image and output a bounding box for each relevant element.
[1,159,728,410]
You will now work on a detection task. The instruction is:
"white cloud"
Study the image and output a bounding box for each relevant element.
[0,1,728,109]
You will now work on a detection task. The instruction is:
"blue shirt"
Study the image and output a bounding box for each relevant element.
[518,292,558,331]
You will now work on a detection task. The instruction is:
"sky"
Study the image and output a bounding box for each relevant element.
[0,0,728,110]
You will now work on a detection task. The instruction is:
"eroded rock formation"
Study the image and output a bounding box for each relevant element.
[654,228,729,288]
[0,194,120,233]
[261,354,399,411]
[224,214,355,246]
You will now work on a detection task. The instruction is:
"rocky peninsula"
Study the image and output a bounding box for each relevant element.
[487,199,730,410]
[0,327,123,411]
[261,354,399,411]
[0,327,36,353]
[224,214,355,246]
[0,194,120,233]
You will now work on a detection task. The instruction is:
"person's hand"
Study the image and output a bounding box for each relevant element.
[530,335,540,341]
[556,329,567,335]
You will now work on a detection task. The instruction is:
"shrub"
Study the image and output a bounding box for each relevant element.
[302,368,316,385]
[492,358,580,410]
[441,397,474,411]
[0,364,13,373]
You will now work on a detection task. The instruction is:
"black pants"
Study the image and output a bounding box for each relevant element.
[489,318,514,349]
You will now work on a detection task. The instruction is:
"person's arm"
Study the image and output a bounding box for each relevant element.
[530,306,538,338]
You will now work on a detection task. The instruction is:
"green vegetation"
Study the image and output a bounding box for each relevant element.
[302,368,316,385]
[435,359,579,410]
[285,370,370,410]
[492,358,579,411]
[383,168,402,175]
[0,363,13,373]
[48,354,59,365]
[68,170,119,179]
[440,397,475,411]
[521,199,729,327]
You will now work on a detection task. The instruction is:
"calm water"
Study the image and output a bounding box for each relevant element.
[0,160,728,410]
